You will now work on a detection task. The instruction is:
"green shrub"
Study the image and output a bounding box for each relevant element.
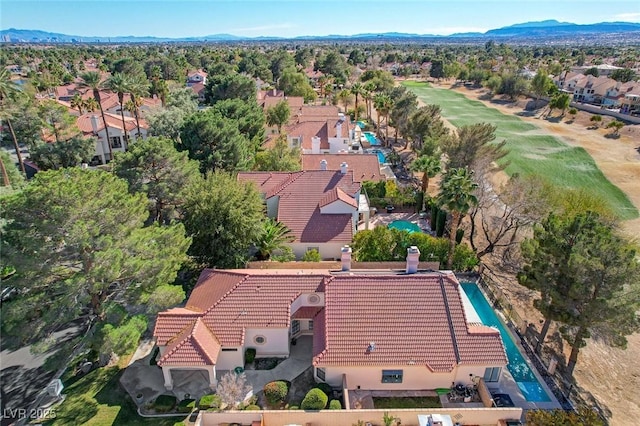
[452,243,479,271]
[245,404,261,410]
[198,394,221,410]
[301,388,328,410]
[313,382,333,396]
[288,405,299,410]
[177,398,196,413]
[272,246,295,262]
[264,380,289,404]
[153,394,177,413]
[302,249,321,262]
[455,228,464,244]
[329,399,342,410]
[245,348,256,365]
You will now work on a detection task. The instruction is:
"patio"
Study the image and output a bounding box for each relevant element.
[120,336,315,407]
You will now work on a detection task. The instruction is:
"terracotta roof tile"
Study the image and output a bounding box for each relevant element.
[302,154,383,183]
[313,273,507,371]
[154,308,201,345]
[319,187,358,208]
[158,318,220,366]
[198,271,327,346]
[292,306,324,319]
[238,171,360,244]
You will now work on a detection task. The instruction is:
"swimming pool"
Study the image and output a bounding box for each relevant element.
[375,151,386,164]
[388,220,421,233]
[461,283,551,402]
[364,131,381,146]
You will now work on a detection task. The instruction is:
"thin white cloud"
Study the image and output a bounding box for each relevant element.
[232,23,296,33]
[612,12,640,21]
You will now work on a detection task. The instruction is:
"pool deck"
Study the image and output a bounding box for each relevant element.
[369,212,432,233]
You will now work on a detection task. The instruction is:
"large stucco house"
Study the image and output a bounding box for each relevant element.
[153,249,508,392]
[238,169,370,260]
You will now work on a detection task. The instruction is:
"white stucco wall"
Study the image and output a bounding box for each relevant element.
[291,293,325,314]
[216,347,244,371]
[319,201,356,215]
[94,126,147,163]
[318,364,503,390]
[328,137,351,154]
[244,328,290,357]
[290,242,346,260]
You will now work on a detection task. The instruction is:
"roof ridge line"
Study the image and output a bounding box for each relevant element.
[439,273,461,365]
[191,319,218,364]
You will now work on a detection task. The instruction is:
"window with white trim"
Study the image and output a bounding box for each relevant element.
[109,136,122,148]
[308,320,313,331]
[254,335,266,345]
[316,367,326,382]
[291,320,300,335]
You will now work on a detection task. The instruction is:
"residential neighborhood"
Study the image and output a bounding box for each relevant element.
[1,5,640,426]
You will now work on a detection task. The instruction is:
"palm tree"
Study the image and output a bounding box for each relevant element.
[255,219,295,260]
[336,89,353,114]
[83,97,98,113]
[437,167,478,269]
[0,68,26,175]
[350,82,364,122]
[374,93,393,146]
[410,155,441,196]
[105,72,132,146]
[70,93,84,114]
[78,71,113,162]
[126,73,150,137]
[363,81,376,121]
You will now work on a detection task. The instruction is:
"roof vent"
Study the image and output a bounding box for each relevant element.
[307,294,321,305]
[367,342,376,352]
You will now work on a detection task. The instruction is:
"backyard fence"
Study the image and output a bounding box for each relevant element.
[476,270,575,412]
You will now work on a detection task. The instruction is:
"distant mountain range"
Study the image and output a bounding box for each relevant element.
[2,20,640,43]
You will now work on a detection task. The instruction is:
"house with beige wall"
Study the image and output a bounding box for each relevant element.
[153,250,508,393]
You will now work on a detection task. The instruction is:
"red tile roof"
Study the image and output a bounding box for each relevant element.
[158,318,220,366]
[285,119,349,151]
[313,273,507,371]
[154,308,202,346]
[319,187,358,208]
[302,154,383,183]
[76,112,147,134]
[154,269,506,370]
[195,270,327,346]
[238,171,361,244]
[289,105,340,124]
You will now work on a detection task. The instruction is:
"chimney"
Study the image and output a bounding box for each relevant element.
[311,136,321,154]
[340,162,348,174]
[406,246,420,274]
[341,245,352,271]
[90,115,100,133]
[320,159,327,171]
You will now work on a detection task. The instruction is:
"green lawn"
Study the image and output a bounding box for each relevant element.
[45,367,186,426]
[372,396,442,409]
[403,81,638,220]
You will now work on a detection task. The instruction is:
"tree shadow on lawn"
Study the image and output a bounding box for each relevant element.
[604,133,621,140]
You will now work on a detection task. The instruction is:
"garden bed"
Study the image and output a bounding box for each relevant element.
[373,396,441,409]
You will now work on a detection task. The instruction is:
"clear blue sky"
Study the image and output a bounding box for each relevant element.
[2,0,639,38]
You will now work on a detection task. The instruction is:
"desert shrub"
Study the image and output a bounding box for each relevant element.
[288,405,299,410]
[313,382,333,396]
[153,394,177,412]
[301,388,328,410]
[245,404,261,410]
[198,394,221,410]
[264,380,289,404]
[245,348,256,364]
[329,399,342,410]
[177,398,196,413]
[302,249,321,262]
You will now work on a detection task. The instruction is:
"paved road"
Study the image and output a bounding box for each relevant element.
[1,326,78,426]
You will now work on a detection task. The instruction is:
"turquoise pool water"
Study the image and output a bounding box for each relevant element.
[357,121,367,129]
[364,132,381,146]
[375,151,386,164]
[388,220,421,233]
[461,283,551,402]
